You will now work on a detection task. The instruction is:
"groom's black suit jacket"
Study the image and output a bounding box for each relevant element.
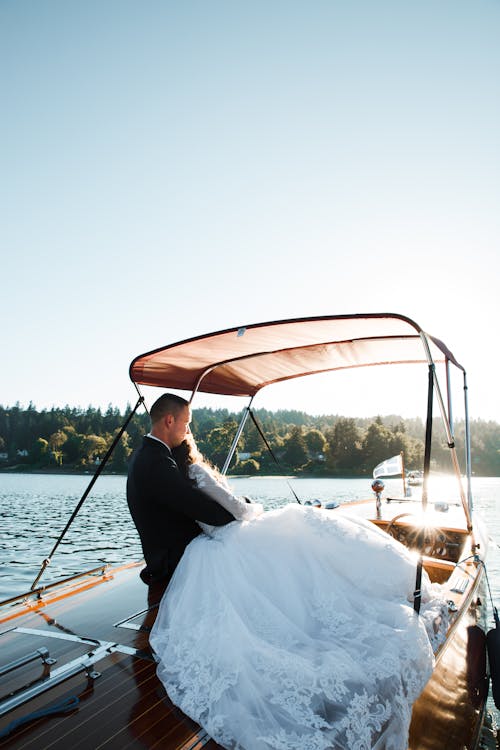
[127,436,235,585]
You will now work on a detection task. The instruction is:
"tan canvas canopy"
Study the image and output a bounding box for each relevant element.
[129,313,464,398]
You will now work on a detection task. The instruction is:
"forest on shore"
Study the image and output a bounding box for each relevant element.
[0,403,499,477]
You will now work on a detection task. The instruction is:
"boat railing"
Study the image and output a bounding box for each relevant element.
[0,564,109,609]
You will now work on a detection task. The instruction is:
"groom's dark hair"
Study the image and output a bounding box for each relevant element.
[150,393,189,424]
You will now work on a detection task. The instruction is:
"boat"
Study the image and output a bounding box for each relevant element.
[0,312,494,749]
[408,470,424,487]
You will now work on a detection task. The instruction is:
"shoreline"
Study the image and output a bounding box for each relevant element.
[1,467,495,479]
[0,465,371,480]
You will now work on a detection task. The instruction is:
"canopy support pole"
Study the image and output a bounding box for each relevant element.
[401,451,407,497]
[30,396,146,591]
[421,365,434,513]
[463,371,473,513]
[419,334,473,535]
[221,398,254,475]
[413,369,434,616]
[445,359,454,432]
[248,410,302,504]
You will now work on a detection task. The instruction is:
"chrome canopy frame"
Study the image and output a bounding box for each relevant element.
[130,314,474,530]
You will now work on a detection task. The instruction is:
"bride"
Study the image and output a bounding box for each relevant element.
[150,436,448,750]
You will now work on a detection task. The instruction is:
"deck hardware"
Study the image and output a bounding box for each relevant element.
[449,576,469,594]
[0,643,113,718]
[435,502,449,512]
[0,647,56,678]
[371,479,385,519]
[324,500,340,510]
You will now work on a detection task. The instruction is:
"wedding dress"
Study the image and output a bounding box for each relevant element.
[150,464,449,750]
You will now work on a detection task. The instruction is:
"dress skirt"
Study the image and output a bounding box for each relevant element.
[150,504,447,750]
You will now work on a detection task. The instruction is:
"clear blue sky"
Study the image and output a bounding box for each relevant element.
[1,0,499,422]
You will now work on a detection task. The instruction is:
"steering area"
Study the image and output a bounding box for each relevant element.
[384,512,454,559]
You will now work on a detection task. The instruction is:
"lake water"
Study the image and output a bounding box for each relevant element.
[1,472,499,598]
[1,472,500,726]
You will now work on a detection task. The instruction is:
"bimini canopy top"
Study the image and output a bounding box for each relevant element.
[129,313,464,398]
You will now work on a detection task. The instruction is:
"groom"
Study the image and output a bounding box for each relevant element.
[127,393,235,586]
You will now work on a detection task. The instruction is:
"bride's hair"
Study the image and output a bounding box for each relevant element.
[172,434,225,485]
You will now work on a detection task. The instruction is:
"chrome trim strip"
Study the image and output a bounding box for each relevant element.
[113,607,153,628]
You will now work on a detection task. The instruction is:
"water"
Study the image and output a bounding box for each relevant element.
[1,472,499,727]
[0,473,382,598]
[1,473,499,598]
[0,473,140,598]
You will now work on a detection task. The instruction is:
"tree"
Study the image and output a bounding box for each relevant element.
[30,437,49,466]
[103,404,122,433]
[236,458,260,475]
[48,430,67,466]
[361,417,395,472]
[282,426,308,468]
[202,420,241,469]
[0,403,498,476]
[304,428,326,456]
[62,427,84,465]
[325,418,362,473]
[108,432,132,472]
[127,412,149,449]
[49,430,68,451]
[241,421,261,453]
[82,434,108,466]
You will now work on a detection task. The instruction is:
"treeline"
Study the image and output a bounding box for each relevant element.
[0,403,499,476]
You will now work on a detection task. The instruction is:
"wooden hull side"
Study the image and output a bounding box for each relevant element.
[409,571,488,749]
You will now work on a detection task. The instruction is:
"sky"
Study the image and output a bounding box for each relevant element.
[1,0,499,424]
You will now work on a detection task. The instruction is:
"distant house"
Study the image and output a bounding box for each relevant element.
[0,452,8,461]
[17,449,29,457]
[237,452,252,461]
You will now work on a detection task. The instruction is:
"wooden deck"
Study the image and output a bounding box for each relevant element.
[0,565,222,749]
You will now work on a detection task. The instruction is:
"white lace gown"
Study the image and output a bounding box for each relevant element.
[150,464,448,750]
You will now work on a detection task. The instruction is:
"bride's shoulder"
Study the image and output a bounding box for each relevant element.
[188,462,215,483]
[188,462,205,477]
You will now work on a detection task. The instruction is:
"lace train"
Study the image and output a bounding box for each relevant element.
[150,504,447,750]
